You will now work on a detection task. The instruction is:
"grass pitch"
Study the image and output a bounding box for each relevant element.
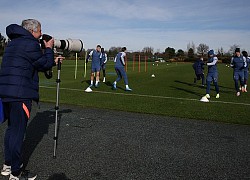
[38,59,249,125]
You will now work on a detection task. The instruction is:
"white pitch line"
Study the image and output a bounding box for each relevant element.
[39,86,250,106]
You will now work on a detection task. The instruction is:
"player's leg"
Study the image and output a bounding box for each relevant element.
[113,68,122,90]
[234,72,240,96]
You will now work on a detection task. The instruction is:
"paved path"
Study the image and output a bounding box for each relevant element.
[0,102,250,180]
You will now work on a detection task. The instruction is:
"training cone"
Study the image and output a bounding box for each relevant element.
[151,74,155,78]
[200,96,209,102]
[85,87,92,92]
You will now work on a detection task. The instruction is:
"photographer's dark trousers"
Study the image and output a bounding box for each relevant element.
[3,100,32,176]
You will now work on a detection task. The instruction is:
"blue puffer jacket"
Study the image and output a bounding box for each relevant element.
[0,24,54,102]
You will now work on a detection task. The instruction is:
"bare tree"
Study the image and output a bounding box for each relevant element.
[187,41,196,54]
[0,33,7,56]
[142,46,154,56]
[197,43,209,56]
[228,44,240,55]
[217,47,224,56]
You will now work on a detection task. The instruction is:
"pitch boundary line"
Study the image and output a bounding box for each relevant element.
[40,86,250,106]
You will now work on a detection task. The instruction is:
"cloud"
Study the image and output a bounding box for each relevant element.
[0,0,249,52]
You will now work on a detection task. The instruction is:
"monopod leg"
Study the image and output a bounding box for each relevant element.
[53,61,61,158]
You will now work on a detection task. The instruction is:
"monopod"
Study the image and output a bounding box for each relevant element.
[53,56,62,158]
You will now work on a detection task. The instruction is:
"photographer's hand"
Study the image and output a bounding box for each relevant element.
[54,56,65,64]
[44,38,54,49]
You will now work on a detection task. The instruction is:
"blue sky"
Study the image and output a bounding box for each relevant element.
[0,0,250,53]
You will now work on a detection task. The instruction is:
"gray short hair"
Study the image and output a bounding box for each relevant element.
[21,19,41,32]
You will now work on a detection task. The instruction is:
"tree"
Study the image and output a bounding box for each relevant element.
[108,46,121,57]
[217,47,224,57]
[187,41,196,54]
[142,46,153,56]
[187,48,195,61]
[197,43,209,56]
[165,47,175,59]
[0,33,6,56]
[176,49,185,61]
[228,44,240,55]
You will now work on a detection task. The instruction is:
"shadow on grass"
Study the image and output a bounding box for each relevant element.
[174,80,198,87]
[174,80,234,94]
[170,86,204,97]
[22,108,72,169]
[47,173,71,180]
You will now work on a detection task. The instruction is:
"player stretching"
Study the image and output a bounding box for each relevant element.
[204,50,220,99]
[112,47,132,91]
[230,48,247,96]
[242,51,250,92]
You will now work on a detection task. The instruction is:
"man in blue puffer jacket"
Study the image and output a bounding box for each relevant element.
[0,19,60,180]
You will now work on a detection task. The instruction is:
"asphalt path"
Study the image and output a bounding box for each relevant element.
[0,102,250,180]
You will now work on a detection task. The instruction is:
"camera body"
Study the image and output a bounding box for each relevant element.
[41,34,84,52]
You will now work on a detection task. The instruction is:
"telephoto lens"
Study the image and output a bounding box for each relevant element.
[41,34,84,52]
[54,39,84,52]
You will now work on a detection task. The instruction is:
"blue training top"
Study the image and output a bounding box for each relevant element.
[88,50,101,67]
[100,52,107,65]
[193,59,204,74]
[207,56,218,73]
[114,52,126,68]
[230,55,247,72]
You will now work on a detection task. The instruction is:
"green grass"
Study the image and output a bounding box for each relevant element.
[38,60,250,125]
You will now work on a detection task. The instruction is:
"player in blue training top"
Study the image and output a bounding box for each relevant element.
[86,45,102,87]
[100,48,108,83]
[242,51,250,92]
[204,50,220,99]
[192,56,205,86]
[112,47,132,91]
[230,48,247,96]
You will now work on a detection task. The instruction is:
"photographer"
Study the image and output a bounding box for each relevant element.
[0,19,63,180]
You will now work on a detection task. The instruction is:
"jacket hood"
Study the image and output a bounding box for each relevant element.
[6,24,33,40]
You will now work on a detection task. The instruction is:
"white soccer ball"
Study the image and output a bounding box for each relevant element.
[151,74,155,78]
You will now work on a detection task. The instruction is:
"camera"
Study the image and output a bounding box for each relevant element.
[41,34,84,52]
[41,34,84,79]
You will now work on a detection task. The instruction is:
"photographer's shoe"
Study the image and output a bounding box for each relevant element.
[1,164,11,176]
[9,170,37,180]
[1,164,23,176]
